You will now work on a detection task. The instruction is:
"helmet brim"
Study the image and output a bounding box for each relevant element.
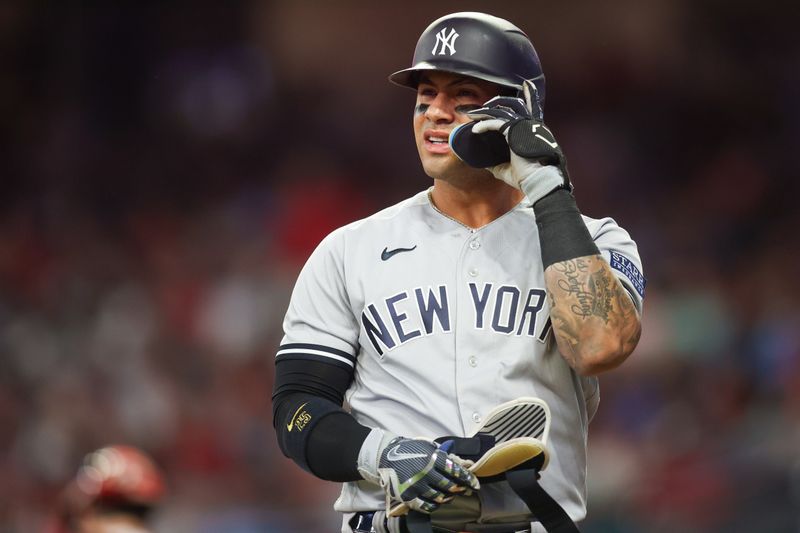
[388,62,530,93]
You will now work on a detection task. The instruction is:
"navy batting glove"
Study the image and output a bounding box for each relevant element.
[453,81,571,203]
[504,81,567,178]
[377,436,479,516]
[450,80,548,169]
[450,81,569,180]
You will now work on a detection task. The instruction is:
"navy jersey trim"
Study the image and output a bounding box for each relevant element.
[277,343,356,368]
[537,317,552,343]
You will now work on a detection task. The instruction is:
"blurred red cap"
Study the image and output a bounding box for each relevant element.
[45,446,166,533]
[73,445,166,506]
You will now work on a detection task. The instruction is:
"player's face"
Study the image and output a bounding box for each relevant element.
[413,72,500,181]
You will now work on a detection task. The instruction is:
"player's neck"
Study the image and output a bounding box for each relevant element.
[430,179,525,229]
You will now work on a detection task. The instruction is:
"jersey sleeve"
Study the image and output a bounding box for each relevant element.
[585,217,646,313]
[277,228,359,373]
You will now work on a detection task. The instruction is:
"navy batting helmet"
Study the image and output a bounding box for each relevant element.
[389,12,546,108]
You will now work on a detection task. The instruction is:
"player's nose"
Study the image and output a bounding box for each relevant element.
[424,93,455,124]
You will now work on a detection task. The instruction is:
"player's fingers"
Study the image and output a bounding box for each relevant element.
[471,119,506,135]
[414,492,456,511]
[467,107,516,122]
[420,485,450,504]
[413,467,465,498]
[432,455,480,492]
[420,469,462,495]
[441,454,481,490]
[408,497,439,514]
[523,80,544,121]
[481,96,528,116]
[388,502,410,517]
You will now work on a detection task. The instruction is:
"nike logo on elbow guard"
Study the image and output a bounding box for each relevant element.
[286,402,309,431]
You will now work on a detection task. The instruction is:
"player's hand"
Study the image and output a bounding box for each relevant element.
[464,80,572,204]
[376,436,479,515]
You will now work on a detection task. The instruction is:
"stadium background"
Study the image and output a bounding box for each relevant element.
[2,1,798,531]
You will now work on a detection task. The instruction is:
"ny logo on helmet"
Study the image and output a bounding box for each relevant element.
[432,28,459,56]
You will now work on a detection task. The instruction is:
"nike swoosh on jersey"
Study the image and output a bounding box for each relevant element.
[381,245,417,261]
[286,402,309,431]
[386,445,428,462]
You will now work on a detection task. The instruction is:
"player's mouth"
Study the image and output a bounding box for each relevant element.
[423,130,452,154]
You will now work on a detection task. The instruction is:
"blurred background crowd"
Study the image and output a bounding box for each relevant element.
[2,1,799,531]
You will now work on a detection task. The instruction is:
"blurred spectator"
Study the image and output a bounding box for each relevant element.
[45,445,165,533]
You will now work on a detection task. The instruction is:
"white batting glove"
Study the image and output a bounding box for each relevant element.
[466,80,572,205]
[357,429,479,516]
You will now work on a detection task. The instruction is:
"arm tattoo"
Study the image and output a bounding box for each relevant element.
[546,255,641,370]
[553,259,615,322]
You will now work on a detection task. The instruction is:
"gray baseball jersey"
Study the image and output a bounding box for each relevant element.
[278,188,645,523]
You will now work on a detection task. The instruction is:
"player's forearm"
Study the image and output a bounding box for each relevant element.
[274,392,370,481]
[272,358,371,481]
[545,254,641,375]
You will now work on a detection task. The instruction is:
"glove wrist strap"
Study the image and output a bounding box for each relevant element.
[519,165,568,205]
[357,428,396,484]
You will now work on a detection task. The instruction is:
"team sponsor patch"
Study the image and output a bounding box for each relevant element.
[609,251,645,298]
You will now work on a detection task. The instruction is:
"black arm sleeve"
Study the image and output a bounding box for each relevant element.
[272,358,371,482]
[533,188,600,268]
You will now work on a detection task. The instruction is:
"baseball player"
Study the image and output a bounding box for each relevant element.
[272,12,644,533]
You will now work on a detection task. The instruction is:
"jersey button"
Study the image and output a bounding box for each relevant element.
[469,240,481,250]
[468,267,479,277]
[472,412,481,424]
[468,356,477,367]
